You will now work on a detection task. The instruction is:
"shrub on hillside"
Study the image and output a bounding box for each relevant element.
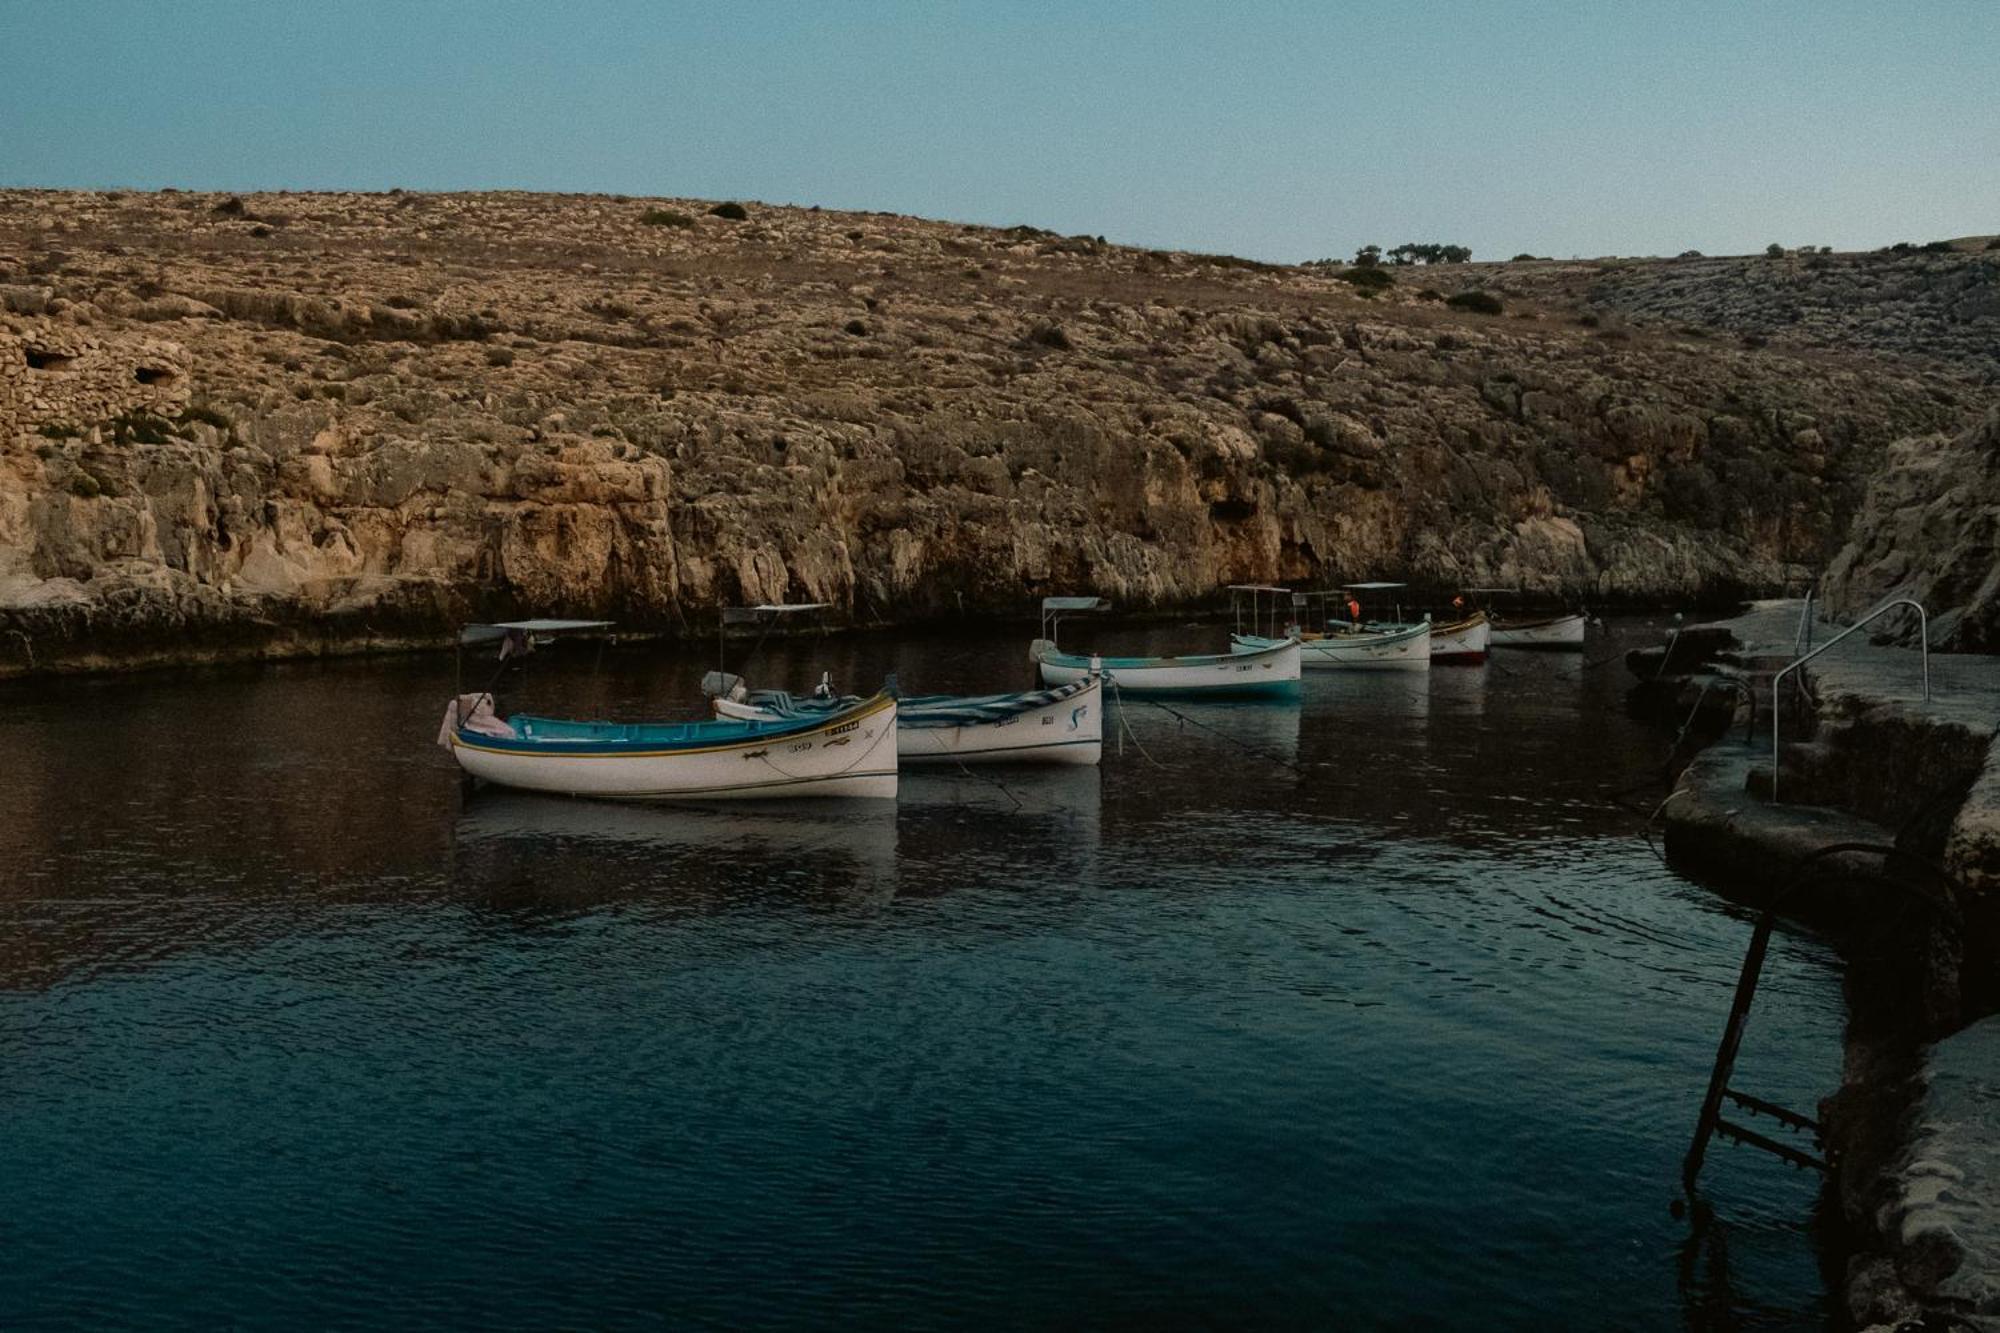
[1765,243,1785,257]
[1264,436,1337,477]
[1445,290,1503,315]
[1337,266,1393,291]
[707,201,749,221]
[1387,242,1472,264]
[640,208,696,228]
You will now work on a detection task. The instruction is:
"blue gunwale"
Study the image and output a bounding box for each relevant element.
[457,693,894,758]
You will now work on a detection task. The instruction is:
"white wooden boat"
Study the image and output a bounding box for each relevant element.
[714,676,1103,766]
[1034,638,1301,696]
[1430,611,1492,663]
[439,621,897,800]
[441,690,899,800]
[1236,621,1431,671]
[1031,594,1302,697]
[1489,612,1588,650]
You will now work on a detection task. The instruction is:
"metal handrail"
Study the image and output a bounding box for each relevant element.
[1655,612,1686,679]
[1792,586,1816,657]
[1770,597,1929,803]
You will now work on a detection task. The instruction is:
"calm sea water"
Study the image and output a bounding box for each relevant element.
[1,618,1844,1330]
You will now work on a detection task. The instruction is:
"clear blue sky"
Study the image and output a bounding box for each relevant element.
[3,1,1995,262]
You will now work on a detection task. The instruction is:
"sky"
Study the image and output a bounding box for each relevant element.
[2,1,1995,263]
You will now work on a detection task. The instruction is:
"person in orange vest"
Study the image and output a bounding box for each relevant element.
[1347,595,1363,625]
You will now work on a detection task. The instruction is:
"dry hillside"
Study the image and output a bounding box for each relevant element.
[0,189,1989,674]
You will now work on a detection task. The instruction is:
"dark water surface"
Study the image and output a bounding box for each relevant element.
[2,619,1844,1329]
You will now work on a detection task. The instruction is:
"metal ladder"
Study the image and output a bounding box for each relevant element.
[1680,842,1957,1205]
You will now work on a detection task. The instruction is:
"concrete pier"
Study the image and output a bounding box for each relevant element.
[1636,599,2000,1329]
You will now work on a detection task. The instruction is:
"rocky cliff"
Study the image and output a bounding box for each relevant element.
[1826,407,2000,648]
[0,190,1985,675]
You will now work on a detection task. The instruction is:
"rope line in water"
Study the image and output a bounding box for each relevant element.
[940,742,1025,810]
[1107,678,1164,768]
[1140,698,1309,777]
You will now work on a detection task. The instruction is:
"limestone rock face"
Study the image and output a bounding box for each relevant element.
[1868,1017,2000,1322]
[1826,409,2000,649]
[0,190,1985,674]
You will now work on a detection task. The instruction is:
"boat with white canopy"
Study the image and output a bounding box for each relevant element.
[1337,583,1491,662]
[1032,594,1302,697]
[439,620,899,800]
[1233,587,1431,671]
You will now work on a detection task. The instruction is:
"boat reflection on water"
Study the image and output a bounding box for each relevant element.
[451,790,900,915]
[1426,658,1490,727]
[887,766,1104,900]
[1310,669,1433,730]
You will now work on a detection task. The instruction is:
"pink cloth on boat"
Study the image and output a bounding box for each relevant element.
[436,694,515,749]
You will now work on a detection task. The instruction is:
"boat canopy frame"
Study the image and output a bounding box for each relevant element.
[1040,596,1110,652]
[453,618,618,711]
[1227,584,1294,640]
[716,601,834,679]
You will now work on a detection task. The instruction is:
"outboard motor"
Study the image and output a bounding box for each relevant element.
[700,670,748,702]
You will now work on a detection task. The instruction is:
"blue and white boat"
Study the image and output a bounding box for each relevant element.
[443,691,899,800]
[438,620,898,800]
[713,675,1104,766]
[1029,595,1302,698]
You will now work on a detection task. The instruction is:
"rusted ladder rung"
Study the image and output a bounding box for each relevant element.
[1713,1118,1827,1172]
[1723,1087,1820,1135]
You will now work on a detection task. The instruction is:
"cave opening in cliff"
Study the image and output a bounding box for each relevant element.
[135,366,176,385]
[24,348,77,370]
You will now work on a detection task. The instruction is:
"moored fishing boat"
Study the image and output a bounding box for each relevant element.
[1269,586,1432,670]
[1465,588,1591,651]
[1238,620,1432,671]
[712,674,1105,766]
[441,690,900,800]
[1488,612,1588,650]
[437,619,899,800]
[1030,595,1302,698]
[1036,637,1301,696]
[1429,610,1491,663]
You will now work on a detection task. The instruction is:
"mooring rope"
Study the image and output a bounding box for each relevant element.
[903,727,1027,809]
[1107,677,1164,768]
[1140,698,1309,777]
